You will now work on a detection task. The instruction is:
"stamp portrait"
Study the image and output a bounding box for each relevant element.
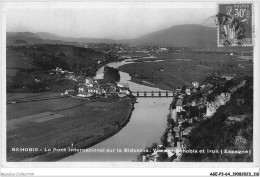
[217,3,254,47]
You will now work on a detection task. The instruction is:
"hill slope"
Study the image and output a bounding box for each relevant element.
[127,24,217,47]
[36,32,116,44]
[7,32,43,45]
[35,32,63,41]
[8,24,217,47]
[6,44,105,93]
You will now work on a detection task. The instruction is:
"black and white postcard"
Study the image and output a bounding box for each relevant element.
[1,1,259,176]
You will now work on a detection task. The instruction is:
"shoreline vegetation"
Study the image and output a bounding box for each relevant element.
[103,66,121,82]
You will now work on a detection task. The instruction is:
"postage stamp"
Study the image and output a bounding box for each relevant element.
[216,3,254,47]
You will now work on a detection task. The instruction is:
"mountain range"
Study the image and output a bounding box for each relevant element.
[7,24,217,48]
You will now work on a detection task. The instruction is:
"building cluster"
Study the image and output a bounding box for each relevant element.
[51,67,88,82]
[117,46,170,54]
[79,43,172,54]
[142,81,202,162]
[51,67,74,75]
[191,47,253,55]
[142,70,245,162]
[63,77,131,99]
[161,84,201,161]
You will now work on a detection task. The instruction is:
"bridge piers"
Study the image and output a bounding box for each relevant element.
[131,91,175,97]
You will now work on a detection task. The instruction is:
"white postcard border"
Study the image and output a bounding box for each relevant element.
[0,0,259,174]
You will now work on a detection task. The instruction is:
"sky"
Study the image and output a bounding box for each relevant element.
[6,2,217,40]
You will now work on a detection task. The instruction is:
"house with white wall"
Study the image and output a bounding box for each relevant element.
[176,99,183,113]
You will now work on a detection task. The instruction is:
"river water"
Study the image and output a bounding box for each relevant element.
[61,60,172,161]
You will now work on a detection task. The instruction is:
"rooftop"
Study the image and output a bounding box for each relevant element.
[176,99,183,106]
[116,82,129,88]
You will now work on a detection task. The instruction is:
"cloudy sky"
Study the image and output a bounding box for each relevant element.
[6,2,217,39]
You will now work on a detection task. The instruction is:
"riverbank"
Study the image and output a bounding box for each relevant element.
[60,59,173,161]
[7,93,136,162]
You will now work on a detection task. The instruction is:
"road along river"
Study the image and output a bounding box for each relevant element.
[61,60,172,161]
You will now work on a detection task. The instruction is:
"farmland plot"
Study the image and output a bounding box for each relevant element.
[24,97,84,111]
[7,92,61,101]
[6,96,131,161]
[7,104,46,120]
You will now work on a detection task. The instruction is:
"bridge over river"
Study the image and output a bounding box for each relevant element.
[130,91,176,97]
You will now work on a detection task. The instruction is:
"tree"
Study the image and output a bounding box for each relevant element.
[181,85,186,93]
[72,62,78,71]
[103,66,120,82]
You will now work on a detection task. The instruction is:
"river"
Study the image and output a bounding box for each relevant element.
[61,60,172,161]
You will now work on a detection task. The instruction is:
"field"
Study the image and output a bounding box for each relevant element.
[119,52,253,90]
[7,96,132,161]
[7,92,60,101]
[6,48,38,82]
[6,48,36,70]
